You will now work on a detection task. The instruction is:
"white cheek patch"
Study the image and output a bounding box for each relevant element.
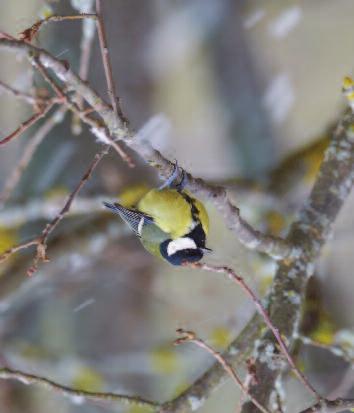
[167,237,197,256]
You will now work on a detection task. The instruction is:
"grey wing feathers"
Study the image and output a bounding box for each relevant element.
[103,202,153,236]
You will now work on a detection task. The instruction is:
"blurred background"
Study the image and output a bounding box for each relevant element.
[0,0,353,412]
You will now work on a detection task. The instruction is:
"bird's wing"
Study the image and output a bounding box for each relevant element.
[103,202,153,236]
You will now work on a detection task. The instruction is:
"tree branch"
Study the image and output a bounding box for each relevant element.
[240,106,354,412]
[0,366,158,410]
[0,38,293,260]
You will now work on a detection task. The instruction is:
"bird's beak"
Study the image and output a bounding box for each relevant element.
[202,247,213,253]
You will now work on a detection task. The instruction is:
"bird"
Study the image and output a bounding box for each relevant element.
[103,163,211,265]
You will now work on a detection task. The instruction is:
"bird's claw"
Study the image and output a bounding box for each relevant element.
[158,160,188,191]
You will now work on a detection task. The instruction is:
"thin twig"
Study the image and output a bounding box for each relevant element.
[0,107,67,205]
[0,366,158,409]
[187,262,321,400]
[175,329,271,413]
[19,14,97,42]
[27,145,109,276]
[95,0,128,125]
[0,101,56,146]
[0,80,50,107]
[0,238,38,264]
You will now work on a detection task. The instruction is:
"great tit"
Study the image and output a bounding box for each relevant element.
[103,165,210,266]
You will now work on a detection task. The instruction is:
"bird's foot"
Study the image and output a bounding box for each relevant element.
[158,161,188,191]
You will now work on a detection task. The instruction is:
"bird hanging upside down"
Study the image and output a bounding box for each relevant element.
[103,163,211,266]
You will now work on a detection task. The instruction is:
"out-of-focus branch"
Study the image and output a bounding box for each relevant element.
[0,80,51,107]
[0,366,158,409]
[0,100,57,146]
[0,107,67,205]
[298,398,354,413]
[267,135,330,197]
[72,1,96,133]
[0,38,293,260]
[299,335,354,365]
[175,329,270,413]
[0,194,104,227]
[0,217,130,302]
[0,9,95,203]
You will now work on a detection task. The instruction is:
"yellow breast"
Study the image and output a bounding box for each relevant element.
[138,189,208,239]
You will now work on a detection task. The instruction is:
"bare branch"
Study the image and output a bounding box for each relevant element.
[0,366,158,409]
[175,329,271,413]
[95,0,128,125]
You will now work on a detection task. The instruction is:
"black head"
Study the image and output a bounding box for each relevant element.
[160,238,204,266]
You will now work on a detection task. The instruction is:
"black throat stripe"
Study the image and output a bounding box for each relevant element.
[180,192,206,248]
[180,191,200,223]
